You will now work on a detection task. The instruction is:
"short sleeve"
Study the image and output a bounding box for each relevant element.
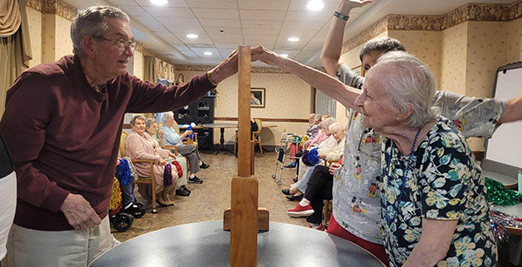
[419,130,470,221]
[336,64,365,89]
[433,91,506,138]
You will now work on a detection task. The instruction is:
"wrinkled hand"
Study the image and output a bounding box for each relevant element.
[158,158,168,166]
[158,129,165,137]
[183,130,193,138]
[318,153,326,159]
[251,46,282,66]
[342,0,373,9]
[329,163,342,175]
[207,49,239,84]
[60,193,101,230]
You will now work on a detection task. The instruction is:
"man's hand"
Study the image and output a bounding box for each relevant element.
[329,163,342,175]
[207,49,239,84]
[60,193,102,230]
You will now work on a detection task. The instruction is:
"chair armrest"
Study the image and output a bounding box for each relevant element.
[162,145,178,156]
[131,159,156,179]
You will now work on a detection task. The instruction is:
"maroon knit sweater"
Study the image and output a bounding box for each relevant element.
[0,55,213,231]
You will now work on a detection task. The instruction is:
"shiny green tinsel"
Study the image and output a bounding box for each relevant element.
[485,177,522,206]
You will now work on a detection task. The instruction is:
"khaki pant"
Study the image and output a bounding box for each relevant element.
[5,216,111,267]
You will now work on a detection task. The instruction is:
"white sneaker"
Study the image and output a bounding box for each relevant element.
[111,234,122,247]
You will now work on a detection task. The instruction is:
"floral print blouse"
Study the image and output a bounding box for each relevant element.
[380,116,497,267]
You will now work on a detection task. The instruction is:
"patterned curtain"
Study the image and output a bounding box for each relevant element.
[143,56,157,83]
[0,0,32,116]
[315,88,336,117]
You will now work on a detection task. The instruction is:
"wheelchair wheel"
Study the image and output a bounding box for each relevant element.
[114,213,133,232]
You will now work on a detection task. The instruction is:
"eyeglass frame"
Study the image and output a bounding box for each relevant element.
[93,36,136,52]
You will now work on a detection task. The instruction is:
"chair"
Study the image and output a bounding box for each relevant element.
[120,131,158,213]
[252,119,263,155]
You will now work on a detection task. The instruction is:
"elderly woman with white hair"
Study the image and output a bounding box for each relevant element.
[354,51,496,267]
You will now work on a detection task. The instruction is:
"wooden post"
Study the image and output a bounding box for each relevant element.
[237,46,252,178]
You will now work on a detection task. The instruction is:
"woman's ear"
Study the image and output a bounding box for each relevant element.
[394,103,414,122]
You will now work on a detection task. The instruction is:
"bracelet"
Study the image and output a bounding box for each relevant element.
[334,11,349,21]
[206,71,218,86]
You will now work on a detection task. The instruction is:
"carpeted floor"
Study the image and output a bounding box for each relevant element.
[113,150,310,242]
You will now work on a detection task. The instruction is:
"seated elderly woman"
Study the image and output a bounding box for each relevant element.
[125,115,179,207]
[284,121,345,201]
[161,112,208,184]
[355,51,496,266]
[144,119,191,197]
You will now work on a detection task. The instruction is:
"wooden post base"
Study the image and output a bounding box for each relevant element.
[223,207,269,232]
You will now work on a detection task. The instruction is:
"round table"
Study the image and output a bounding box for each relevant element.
[90,221,385,267]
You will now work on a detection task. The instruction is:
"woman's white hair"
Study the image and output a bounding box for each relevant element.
[71,6,130,57]
[161,112,174,124]
[328,122,344,132]
[373,51,438,128]
[322,117,336,130]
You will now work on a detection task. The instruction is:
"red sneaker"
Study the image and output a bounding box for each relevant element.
[287,204,314,217]
[309,223,325,231]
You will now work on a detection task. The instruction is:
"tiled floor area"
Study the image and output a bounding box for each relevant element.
[113,150,309,242]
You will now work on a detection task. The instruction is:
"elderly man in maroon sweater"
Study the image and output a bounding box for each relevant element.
[0,6,238,267]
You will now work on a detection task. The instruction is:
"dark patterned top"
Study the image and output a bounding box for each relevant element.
[381,116,497,267]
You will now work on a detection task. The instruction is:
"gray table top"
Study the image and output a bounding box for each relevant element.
[90,221,385,267]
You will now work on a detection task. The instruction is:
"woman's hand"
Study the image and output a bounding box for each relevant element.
[158,129,165,138]
[318,153,326,159]
[182,130,193,138]
[329,163,342,175]
[251,46,282,66]
[342,0,373,10]
[158,158,167,166]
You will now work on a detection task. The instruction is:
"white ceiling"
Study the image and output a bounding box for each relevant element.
[62,0,517,67]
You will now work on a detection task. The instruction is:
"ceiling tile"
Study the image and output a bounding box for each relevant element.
[242,28,279,36]
[240,10,286,21]
[168,26,208,37]
[143,7,195,18]
[153,32,183,44]
[180,50,199,58]
[134,0,188,7]
[279,29,319,39]
[186,0,238,9]
[288,0,341,12]
[190,47,221,57]
[241,20,283,29]
[285,11,331,22]
[216,44,240,49]
[107,0,138,6]
[181,38,214,45]
[281,20,323,31]
[238,0,290,10]
[243,35,277,48]
[204,27,242,35]
[132,16,165,30]
[156,17,201,27]
[199,19,241,28]
[119,5,148,16]
[192,8,240,20]
[218,49,235,57]
[210,34,244,44]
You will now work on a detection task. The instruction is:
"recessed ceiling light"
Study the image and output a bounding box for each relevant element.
[204,51,213,56]
[186,34,198,39]
[306,0,324,11]
[288,37,300,42]
[149,0,168,5]
[280,54,289,58]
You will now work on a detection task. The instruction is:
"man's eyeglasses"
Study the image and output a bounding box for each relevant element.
[93,36,136,52]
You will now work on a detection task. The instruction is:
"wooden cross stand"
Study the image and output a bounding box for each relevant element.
[223,46,269,267]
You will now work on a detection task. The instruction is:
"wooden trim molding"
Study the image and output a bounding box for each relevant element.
[214,117,308,123]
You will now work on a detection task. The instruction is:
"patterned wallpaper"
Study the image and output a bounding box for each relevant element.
[507,17,522,62]
[439,22,468,95]
[388,30,443,85]
[41,13,56,63]
[54,15,73,60]
[26,6,42,67]
[466,21,507,98]
[133,50,144,80]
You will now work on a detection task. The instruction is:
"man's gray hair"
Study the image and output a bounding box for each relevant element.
[359,37,406,61]
[161,112,174,124]
[372,51,438,128]
[329,122,344,132]
[130,115,146,126]
[71,6,130,57]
